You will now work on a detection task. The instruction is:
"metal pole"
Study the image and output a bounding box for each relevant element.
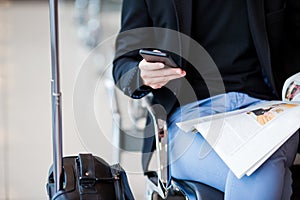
[49,0,63,192]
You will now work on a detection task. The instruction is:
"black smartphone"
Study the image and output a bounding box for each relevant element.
[139,49,178,68]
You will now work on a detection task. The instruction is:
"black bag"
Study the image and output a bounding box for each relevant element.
[46,154,134,200]
[46,1,134,199]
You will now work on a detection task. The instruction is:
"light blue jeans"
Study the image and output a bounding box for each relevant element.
[168,92,299,200]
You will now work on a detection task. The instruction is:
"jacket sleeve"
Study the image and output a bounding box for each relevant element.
[112,0,153,99]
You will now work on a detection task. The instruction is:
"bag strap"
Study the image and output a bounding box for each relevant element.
[77,154,97,189]
[77,154,100,200]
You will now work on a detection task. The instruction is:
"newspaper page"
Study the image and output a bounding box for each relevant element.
[177,101,300,179]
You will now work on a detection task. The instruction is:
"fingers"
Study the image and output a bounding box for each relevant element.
[139,59,186,89]
[140,64,184,78]
[139,59,165,71]
[143,74,185,89]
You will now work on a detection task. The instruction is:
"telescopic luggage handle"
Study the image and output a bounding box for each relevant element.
[49,0,63,193]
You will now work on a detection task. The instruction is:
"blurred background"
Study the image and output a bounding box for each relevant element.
[0,0,148,199]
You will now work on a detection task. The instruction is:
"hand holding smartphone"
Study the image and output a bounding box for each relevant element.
[138,49,185,89]
[139,49,178,68]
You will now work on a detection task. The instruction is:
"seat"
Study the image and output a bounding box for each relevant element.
[291,164,300,199]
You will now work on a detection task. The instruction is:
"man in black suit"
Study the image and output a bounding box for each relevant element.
[113,0,300,199]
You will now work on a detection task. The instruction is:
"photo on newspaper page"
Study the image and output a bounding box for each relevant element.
[246,103,298,125]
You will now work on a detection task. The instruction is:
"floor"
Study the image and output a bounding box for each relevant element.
[0,0,147,199]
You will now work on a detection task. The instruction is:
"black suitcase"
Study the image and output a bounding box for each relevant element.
[46,1,134,199]
[46,155,134,200]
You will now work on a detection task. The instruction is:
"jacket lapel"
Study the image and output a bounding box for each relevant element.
[247,0,277,95]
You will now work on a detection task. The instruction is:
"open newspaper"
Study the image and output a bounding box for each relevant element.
[177,72,300,179]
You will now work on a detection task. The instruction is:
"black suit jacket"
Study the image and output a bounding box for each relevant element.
[113,0,300,172]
